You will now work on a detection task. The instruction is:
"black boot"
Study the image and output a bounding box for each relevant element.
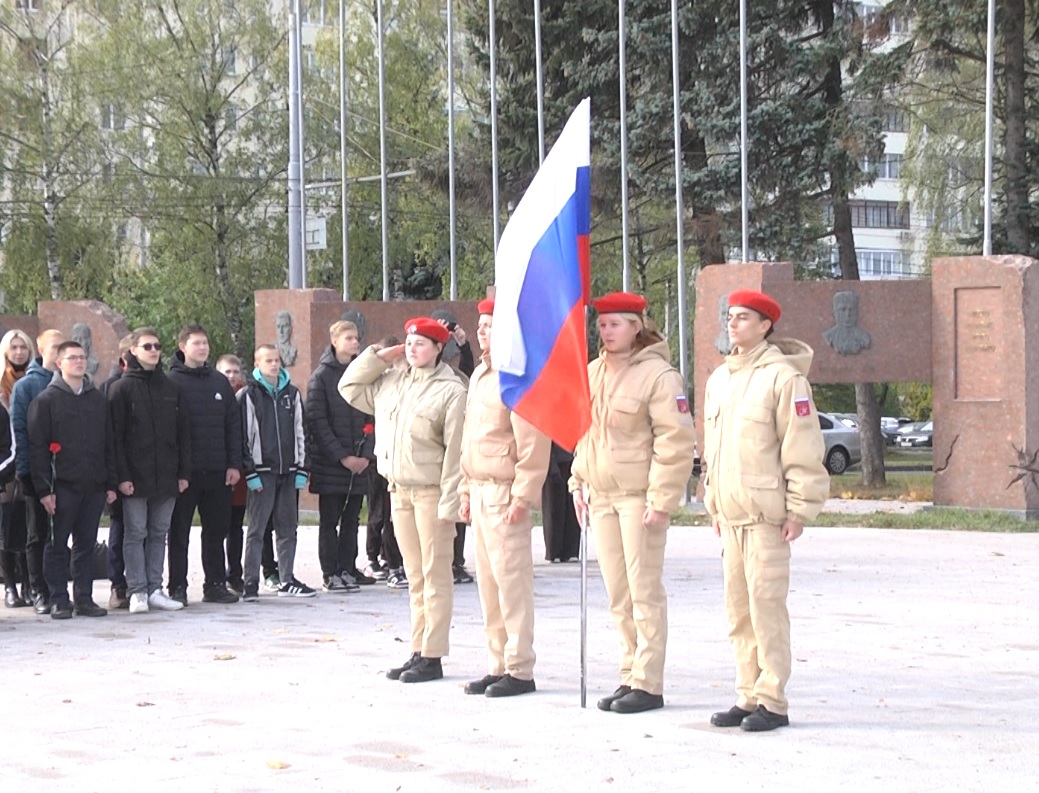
[484,674,536,698]
[739,705,789,732]
[386,652,421,681]
[399,657,443,683]
[610,688,664,714]
[464,674,503,695]
[4,586,27,608]
[596,685,631,712]
[710,705,753,728]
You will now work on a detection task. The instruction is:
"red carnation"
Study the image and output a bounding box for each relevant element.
[363,423,375,435]
[49,442,61,454]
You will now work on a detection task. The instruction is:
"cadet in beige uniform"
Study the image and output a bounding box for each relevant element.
[569,292,695,714]
[339,317,467,684]
[459,299,551,698]
[702,289,828,732]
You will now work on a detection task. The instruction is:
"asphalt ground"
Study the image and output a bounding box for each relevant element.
[2,518,1036,792]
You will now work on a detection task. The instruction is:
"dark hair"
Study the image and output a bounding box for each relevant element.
[375,335,400,349]
[178,323,208,345]
[56,340,83,356]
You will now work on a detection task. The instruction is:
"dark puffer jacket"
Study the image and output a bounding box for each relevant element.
[107,354,192,498]
[305,346,374,495]
[28,373,117,496]
[167,351,243,473]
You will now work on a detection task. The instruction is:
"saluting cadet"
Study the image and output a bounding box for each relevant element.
[570,292,695,714]
[458,299,551,698]
[339,318,466,684]
[702,289,828,732]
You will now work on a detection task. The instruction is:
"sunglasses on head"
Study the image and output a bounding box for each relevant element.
[139,342,162,352]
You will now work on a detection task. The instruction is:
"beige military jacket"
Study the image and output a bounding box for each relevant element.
[339,346,467,522]
[459,359,551,508]
[569,340,695,513]
[702,338,829,526]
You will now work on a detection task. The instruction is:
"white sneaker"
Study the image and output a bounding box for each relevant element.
[148,590,184,611]
[129,592,149,613]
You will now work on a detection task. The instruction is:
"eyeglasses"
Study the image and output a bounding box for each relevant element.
[63,355,87,362]
[138,343,162,351]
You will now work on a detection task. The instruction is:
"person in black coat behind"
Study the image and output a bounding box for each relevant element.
[306,320,375,591]
[28,340,117,619]
[542,443,581,563]
[108,328,192,614]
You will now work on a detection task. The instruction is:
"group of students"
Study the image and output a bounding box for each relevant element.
[0,286,827,732]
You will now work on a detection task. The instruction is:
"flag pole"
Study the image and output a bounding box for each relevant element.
[982,0,995,256]
[618,0,631,290]
[447,0,458,297]
[339,0,349,299]
[739,0,749,263]
[376,0,390,300]
[670,0,687,381]
[534,0,545,165]
[489,0,501,250]
[579,485,589,708]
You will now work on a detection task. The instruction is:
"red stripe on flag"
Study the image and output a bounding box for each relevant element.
[513,303,590,451]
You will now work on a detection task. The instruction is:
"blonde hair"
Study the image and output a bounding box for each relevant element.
[1,329,36,404]
[329,320,358,339]
[36,328,64,349]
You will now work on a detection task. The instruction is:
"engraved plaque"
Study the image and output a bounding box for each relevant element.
[954,287,1002,401]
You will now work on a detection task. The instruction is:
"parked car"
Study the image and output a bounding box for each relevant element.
[819,411,862,474]
[897,420,933,448]
[832,412,860,429]
[880,416,913,446]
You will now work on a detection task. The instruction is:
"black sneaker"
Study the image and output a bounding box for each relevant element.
[227,579,245,596]
[33,592,51,615]
[202,585,239,604]
[386,568,408,589]
[50,600,74,620]
[277,578,316,598]
[399,656,443,683]
[242,584,259,602]
[73,600,108,618]
[364,561,389,581]
[452,565,473,585]
[341,569,376,586]
[485,674,536,698]
[386,652,420,680]
[169,585,188,606]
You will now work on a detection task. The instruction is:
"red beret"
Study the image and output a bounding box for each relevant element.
[591,291,648,315]
[403,317,451,344]
[728,289,781,324]
[477,298,495,315]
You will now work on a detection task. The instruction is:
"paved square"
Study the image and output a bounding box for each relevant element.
[3,523,1036,791]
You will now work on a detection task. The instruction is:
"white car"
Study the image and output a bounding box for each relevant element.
[818,411,862,474]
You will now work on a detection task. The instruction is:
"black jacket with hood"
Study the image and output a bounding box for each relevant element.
[28,372,117,496]
[305,346,374,495]
[167,350,243,474]
[107,354,192,498]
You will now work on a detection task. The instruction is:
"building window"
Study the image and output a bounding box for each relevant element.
[16,0,43,12]
[849,200,910,229]
[857,249,909,277]
[861,153,904,180]
[101,103,125,130]
[222,47,237,76]
[883,105,909,133]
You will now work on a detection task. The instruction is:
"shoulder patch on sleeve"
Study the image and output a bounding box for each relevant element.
[794,397,812,417]
[675,395,690,414]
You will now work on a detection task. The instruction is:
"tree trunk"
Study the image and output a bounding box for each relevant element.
[40,59,63,300]
[818,0,886,486]
[1004,0,1028,254]
[207,116,242,356]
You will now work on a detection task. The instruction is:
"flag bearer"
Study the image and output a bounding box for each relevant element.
[570,292,695,714]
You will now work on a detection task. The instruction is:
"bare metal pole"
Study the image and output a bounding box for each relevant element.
[376,0,390,300]
[739,0,749,263]
[287,4,302,289]
[579,486,589,708]
[489,0,501,250]
[619,0,631,289]
[339,0,349,299]
[671,0,687,381]
[447,0,458,298]
[296,0,308,286]
[534,0,545,164]
[983,0,995,255]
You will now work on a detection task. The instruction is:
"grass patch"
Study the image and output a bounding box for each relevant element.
[830,471,933,501]
[883,449,933,469]
[667,506,1037,532]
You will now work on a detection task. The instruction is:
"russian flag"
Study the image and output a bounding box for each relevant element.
[491,98,591,452]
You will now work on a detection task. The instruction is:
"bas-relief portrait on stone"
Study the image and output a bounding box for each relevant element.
[275,310,298,367]
[70,321,100,378]
[823,290,871,356]
[714,294,732,355]
[340,309,368,345]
